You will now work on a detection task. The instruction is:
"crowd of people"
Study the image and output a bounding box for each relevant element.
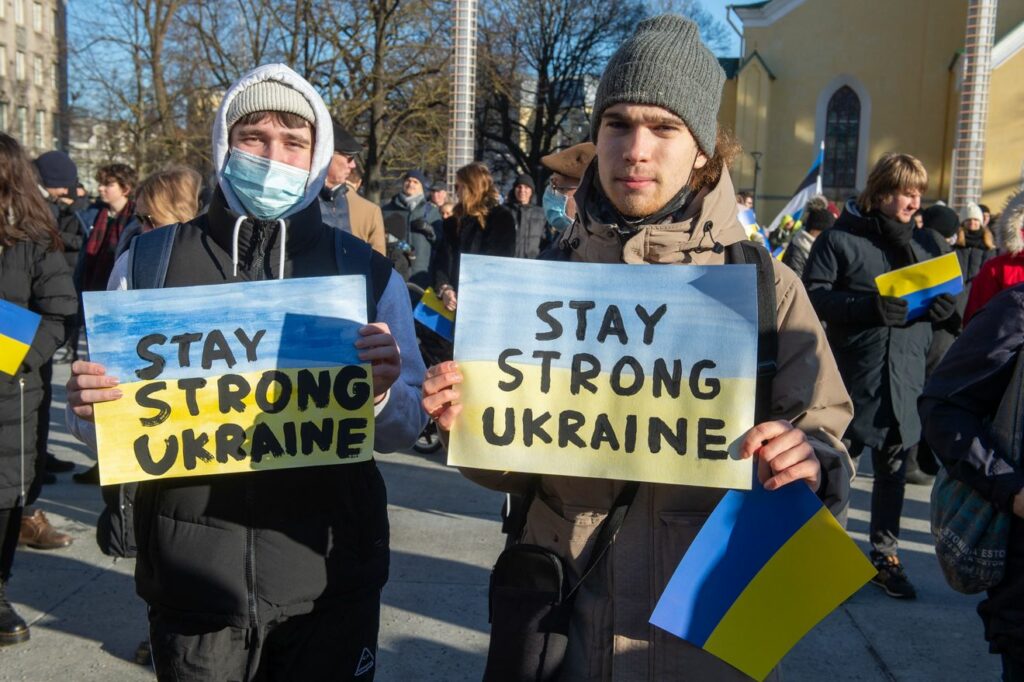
[1,12,1023,682]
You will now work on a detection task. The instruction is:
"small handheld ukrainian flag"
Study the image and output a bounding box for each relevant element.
[413,287,455,342]
[0,299,41,376]
[650,482,875,681]
[874,252,964,321]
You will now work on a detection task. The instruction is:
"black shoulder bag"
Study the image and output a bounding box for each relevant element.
[482,481,638,682]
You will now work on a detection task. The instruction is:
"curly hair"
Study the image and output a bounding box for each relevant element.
[96,162,138,194]
[689,127,743,192]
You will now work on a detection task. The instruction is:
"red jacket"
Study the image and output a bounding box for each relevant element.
[963,252,1024,325]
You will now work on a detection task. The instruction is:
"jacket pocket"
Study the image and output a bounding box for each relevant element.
[522,495,606,580]
[654,511,708,594]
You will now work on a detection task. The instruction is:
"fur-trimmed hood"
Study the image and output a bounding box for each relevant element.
[212,63,334,220]
[996,190,1024,255]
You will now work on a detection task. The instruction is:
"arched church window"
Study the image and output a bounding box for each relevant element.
[823,86,860,192]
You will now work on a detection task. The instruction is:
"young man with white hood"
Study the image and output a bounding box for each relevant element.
[64,64,427,680]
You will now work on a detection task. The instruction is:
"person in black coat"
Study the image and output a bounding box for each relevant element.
[955,202,997,310]
[0,134,77,645]
[506,173,547,259]
[804,153,956,600]
[434,162,516,312]
[381,169,444,288]
[920,283,1024,681]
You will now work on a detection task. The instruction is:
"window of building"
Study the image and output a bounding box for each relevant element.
[0,0,6,20]
[15,51,25,80]
[32,53,41,86]
[14,0,24,26]
[16,106,27,143]
[0,46,6,78]
[0,103,8,131]
[33,109,44,148]
[50,60,56,89]
[822,85,860,194]
[32,1,42,32]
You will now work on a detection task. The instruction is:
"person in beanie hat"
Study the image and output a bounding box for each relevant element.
[505,173,547,259]
[381,168,443,288]
[955,201,997,303]
[423,15,853,680]
[782,194,834,278]
[320,118,386,255]
[65,63,427,680]
[922,204,960,245]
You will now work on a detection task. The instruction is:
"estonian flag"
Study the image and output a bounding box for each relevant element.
[0,299,41,376]
[874,252,964,321]
[413,287,455,342]
[767,142,824,234]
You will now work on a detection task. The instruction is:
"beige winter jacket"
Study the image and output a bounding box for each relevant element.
[460,166,854,681]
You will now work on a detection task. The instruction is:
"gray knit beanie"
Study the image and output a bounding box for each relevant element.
[225,80,316,130]
[591,15,725,156]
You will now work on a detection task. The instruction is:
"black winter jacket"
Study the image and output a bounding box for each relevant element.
[508,201,548,260]
[130,191,395,628]
[920,283,1024,657]
[381,193,442,289]
[434,204,517,291]
[47,194,89,273]
[804,204,945,448]
[0,239,76,508]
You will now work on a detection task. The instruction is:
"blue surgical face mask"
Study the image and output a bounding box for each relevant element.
[543,186,573,232]
[222,147,310,220]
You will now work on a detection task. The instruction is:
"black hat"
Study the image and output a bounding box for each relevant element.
[513,173,535,192]
[404,169,430,190]
[922,204,959,239]
[33,151,78,190]
[331,118,363,156]
[803,206,835,233]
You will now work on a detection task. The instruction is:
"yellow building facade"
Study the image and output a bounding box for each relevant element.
[722,0,1024,221]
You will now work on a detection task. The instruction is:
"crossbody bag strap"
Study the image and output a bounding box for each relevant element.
[565,481,640,599]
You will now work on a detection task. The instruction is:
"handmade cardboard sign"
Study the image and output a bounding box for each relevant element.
[650,483,875,681]
[448,255,758,489]
[83,276,374,485]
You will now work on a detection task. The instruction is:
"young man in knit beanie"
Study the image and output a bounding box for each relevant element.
[423,15,853,680]
[65,64,427,680]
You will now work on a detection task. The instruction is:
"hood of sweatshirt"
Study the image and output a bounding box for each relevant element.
[211,63,334,222]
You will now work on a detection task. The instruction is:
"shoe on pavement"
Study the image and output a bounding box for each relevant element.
[0,580,29,646]
[18,509,73,550]
[73,463,99,485]
[40,471,57,485]
[134,638,152,666]
[45,453,76,473]
[871,556,917,599]
[905,468,935,486]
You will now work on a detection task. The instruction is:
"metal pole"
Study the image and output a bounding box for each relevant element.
[751,151,763,215]
[447,0,478,192]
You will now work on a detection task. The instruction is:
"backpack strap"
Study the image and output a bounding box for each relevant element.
[333,227,392,322]
[726,241,778,424]
[127,223,179,290]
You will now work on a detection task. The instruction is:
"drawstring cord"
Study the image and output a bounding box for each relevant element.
[18,377,25,506]
[231,215,288,280]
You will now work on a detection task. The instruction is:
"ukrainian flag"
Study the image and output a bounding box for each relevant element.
[650,483,875,681]
[874,252,963,321]
[413,287,455,342]
[0,299,41,376]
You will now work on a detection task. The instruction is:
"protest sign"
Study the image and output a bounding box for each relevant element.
[875,252,963,321]
[0,299,41,376]
[650,483,875,681]
[83,276,374,486]
[448,255,757,489]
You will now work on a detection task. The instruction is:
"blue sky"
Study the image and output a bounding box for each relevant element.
[705,0,743,56]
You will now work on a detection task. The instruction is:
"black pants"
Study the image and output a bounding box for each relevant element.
[0,506,24,581]
[851,438,909,559]
[149,591,381,682]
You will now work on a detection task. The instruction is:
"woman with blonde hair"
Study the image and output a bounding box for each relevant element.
[114,166,202,259]
[434,162,516,311]
[954,201,996,319]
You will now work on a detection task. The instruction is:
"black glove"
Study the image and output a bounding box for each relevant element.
[410,219,435,242]
[873,295,908,327]
[927,293,957,323]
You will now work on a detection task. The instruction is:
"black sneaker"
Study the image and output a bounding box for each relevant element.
[45,454,76,473]
[871,556,917,599]
[72,464,100,485]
